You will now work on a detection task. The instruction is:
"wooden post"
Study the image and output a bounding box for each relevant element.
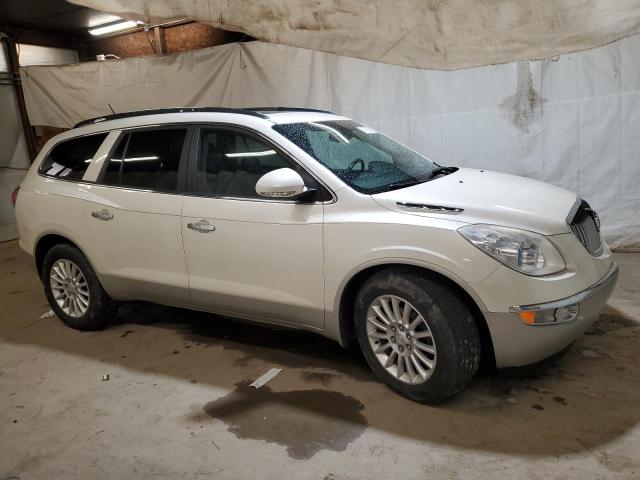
[153,26,166,55]
[5,35,38,162]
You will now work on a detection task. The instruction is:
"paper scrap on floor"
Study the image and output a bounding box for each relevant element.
[250,368,282,388]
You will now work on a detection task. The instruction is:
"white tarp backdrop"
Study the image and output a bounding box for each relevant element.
[20,39,640,249]
[68,0,640,70]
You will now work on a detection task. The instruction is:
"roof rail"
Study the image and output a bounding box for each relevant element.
[73,107,269,129]
[245,107,335,114]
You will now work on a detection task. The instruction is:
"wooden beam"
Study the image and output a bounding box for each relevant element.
[153,26,166,55]
[5,35,38,162]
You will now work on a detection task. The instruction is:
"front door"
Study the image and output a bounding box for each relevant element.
[181,126,325,328]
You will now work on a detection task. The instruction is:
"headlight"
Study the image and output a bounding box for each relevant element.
[458,224,565,276]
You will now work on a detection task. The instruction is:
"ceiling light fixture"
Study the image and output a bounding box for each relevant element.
[89,20,143,37]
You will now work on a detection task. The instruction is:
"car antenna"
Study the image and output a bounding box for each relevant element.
[108,103,115,114]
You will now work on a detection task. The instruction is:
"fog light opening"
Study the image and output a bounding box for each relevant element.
[554,303,579,323]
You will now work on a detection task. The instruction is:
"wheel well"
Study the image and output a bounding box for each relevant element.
[339,264,496,371]
[34,234,77,279]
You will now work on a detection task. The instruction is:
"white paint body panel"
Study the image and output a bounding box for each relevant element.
[14,110,616,368]
[181,196,325,328]
[82,185,189,304]
[373,168,578,235]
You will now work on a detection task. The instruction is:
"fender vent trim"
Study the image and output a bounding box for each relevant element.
[396,202,464,214]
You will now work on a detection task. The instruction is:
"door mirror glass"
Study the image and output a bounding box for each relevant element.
[255,168,309,199]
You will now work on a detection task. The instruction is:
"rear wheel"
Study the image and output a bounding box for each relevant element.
[354,268,481,404]
[43,244,116,331]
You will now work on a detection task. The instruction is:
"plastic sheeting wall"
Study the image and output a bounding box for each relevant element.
[69,0,640,70]
[20,39,640,249]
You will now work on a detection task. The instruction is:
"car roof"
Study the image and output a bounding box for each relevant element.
[73,107,346,129]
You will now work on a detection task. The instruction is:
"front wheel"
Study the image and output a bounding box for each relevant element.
[42,244,117,331]
[354,268,481,404]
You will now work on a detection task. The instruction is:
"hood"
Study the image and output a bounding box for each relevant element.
[372,168,578,235]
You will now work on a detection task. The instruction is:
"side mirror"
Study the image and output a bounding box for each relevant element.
[255,168,315,200]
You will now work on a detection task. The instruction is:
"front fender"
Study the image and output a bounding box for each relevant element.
[322,222,499,345]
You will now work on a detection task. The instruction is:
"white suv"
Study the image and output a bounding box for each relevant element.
[13,107,617,403]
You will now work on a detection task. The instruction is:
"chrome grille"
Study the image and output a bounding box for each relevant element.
[570,200,602,256]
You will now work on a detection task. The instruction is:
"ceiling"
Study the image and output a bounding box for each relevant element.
[0,0,119,38]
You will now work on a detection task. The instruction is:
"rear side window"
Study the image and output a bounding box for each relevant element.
[102,128,187,192]
[39,133,108,181]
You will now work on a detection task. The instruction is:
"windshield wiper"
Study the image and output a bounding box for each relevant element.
[378,179,425,193]
[430,166,458,178]
[372,167,458,194]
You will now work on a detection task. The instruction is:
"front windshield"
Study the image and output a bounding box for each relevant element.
[272,120,439,194]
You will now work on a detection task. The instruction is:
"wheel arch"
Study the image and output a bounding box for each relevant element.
[337,261,496,370]
[34,233,92,280]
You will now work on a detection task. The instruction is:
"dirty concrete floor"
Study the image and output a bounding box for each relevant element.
[1,240,639,479]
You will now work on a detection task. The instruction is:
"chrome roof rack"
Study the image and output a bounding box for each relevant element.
[245,107,335,114]
[74,106,336,128]
[74,107,268,128]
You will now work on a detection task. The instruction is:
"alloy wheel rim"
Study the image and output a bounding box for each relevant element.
[50,259,90,318]
[366,294,437,384]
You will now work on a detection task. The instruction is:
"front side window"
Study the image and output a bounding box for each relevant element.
[273,120,439,194]
[102,128,187,192]
[194,128,293,198]
[39,133,108,181]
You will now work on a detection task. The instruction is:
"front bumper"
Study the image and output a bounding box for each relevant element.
[485,265,619,368]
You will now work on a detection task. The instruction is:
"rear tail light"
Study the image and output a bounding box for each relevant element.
[11,186,20,207]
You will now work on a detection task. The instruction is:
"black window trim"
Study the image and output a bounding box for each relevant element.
[38,122,336,202]
[37,131,111,184]
[185,123,335,204]
[94,124,194,195]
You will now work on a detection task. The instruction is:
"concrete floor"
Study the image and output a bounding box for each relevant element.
[1,240,639,479]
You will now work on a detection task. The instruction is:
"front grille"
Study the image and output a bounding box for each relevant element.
[570,200,602,256]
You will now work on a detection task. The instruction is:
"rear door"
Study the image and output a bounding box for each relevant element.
[83,126,192,306]
[181,125,326,328]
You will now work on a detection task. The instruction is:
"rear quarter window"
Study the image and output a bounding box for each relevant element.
[39,133,108,181]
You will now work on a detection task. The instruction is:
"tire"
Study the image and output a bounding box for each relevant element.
[42,243,117,331]
[354,268,481,404]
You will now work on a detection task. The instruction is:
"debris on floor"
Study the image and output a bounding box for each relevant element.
[250,368,282,388]
[527,386,551,394]
[101,374,110,382]
[581,390,603,398]
[581,349,599,358]
[39,309,55,319]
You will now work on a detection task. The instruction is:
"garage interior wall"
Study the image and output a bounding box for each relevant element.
[20,37,640,250]
[0,39,81,242]
[18,44,78,66]
[69,0,640,71]
[0,40,30,242]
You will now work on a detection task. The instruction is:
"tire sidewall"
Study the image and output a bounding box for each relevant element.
[42,244,110,330]
[354,270,477,403]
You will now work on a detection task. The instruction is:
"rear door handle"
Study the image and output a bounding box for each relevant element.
[187,220,216,233]
[91,209,114,221]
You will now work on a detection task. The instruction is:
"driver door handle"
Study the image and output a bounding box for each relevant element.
[91,209,114,221]
[187,220,216,233]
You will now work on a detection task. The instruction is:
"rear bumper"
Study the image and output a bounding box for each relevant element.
[485,265,619,368]
[18,237,37,272]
